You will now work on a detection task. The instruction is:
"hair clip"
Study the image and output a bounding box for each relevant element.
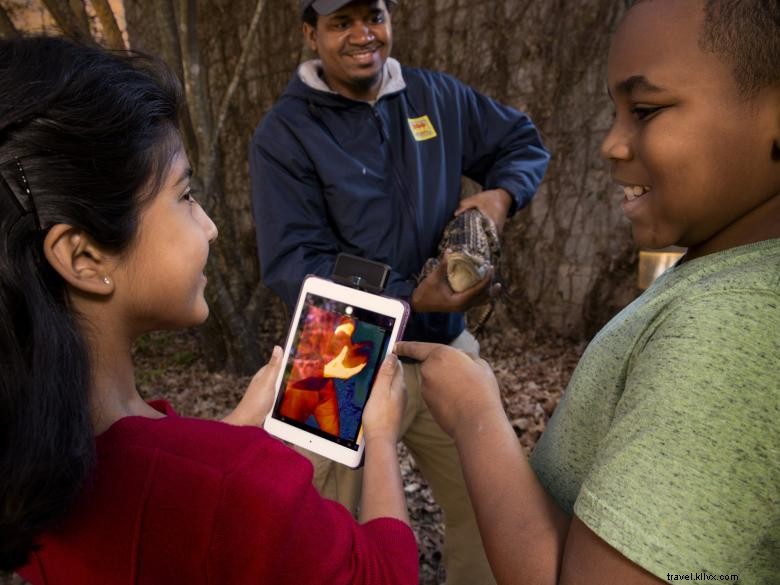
[0,158,42,230]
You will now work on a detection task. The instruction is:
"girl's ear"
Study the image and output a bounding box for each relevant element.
[43,224,115,295]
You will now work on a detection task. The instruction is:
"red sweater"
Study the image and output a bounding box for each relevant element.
[19,402,418,584]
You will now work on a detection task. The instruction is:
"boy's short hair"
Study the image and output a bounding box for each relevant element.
[700,0,780,94]
[628,0,780,95]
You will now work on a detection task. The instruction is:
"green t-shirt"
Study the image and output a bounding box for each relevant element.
[530,240,780,584]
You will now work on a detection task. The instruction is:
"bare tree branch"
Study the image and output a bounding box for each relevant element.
[169,0,259,372]
[91,0,126,49]
[154,0,184,79]
[0,6,19,39]
[153,0,198,168]
[207,0,267,164]
[176,0,214,189]
[68,0,90,35]
[41,0,92,42]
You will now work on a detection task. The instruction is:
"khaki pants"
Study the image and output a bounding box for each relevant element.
[301,330,496,585]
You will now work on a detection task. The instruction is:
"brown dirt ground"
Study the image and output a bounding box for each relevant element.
[2,322,583,585]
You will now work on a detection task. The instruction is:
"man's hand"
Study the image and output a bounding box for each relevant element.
[455,188,513,234]
[394,341,503,439]
[411,257,499,313]
[222,345,283,427]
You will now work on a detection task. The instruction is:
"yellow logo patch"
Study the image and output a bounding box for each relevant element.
[407,115,438,142]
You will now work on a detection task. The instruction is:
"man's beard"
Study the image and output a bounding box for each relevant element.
[349,69,383,95]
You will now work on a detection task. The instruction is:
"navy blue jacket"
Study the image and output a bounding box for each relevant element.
[250,64,549,343]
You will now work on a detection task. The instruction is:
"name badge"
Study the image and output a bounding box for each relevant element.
[407,115,438,142]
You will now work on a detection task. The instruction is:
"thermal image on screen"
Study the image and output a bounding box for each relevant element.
[274,295,394,450]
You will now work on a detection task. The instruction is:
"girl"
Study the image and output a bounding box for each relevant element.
[0,36,416,584]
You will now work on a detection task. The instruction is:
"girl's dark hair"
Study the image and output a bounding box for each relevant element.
[0,36,181,570]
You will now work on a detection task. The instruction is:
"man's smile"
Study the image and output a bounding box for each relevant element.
[343,46,381,63]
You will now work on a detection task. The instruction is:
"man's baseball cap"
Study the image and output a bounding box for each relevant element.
[300,0,396,17]
[300,0,352,15]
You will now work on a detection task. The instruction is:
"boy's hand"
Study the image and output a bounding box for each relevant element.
[394,341,503,439]
[361,354,406,444]
[411,258,498,313]
[222,345,283,427]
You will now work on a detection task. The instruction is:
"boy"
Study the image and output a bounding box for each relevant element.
[396,0,780,583]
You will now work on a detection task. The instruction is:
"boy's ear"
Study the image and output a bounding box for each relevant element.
[43,224,115,295]
[772,85,780,162]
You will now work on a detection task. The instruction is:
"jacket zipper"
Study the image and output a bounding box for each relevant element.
[369,105,424,268]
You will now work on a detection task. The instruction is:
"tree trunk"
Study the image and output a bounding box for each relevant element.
[392,0,637,339]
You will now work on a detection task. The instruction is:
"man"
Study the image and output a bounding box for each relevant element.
[249,1,549,582]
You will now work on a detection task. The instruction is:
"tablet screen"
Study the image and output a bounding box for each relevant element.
[272,292,396,450]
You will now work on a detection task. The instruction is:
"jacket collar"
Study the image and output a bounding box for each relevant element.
[296,57,406,103]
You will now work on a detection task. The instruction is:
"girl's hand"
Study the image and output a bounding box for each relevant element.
[359,354,409,526]
[222,345,283,427]
[361,354,406,444]
[394,341,502,439]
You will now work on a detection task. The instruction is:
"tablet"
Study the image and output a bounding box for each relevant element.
[264,276,409,468]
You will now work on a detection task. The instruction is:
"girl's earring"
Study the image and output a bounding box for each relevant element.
[103,276,111,285]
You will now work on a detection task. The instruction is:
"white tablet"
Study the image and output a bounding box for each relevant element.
[264,276,409,468]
